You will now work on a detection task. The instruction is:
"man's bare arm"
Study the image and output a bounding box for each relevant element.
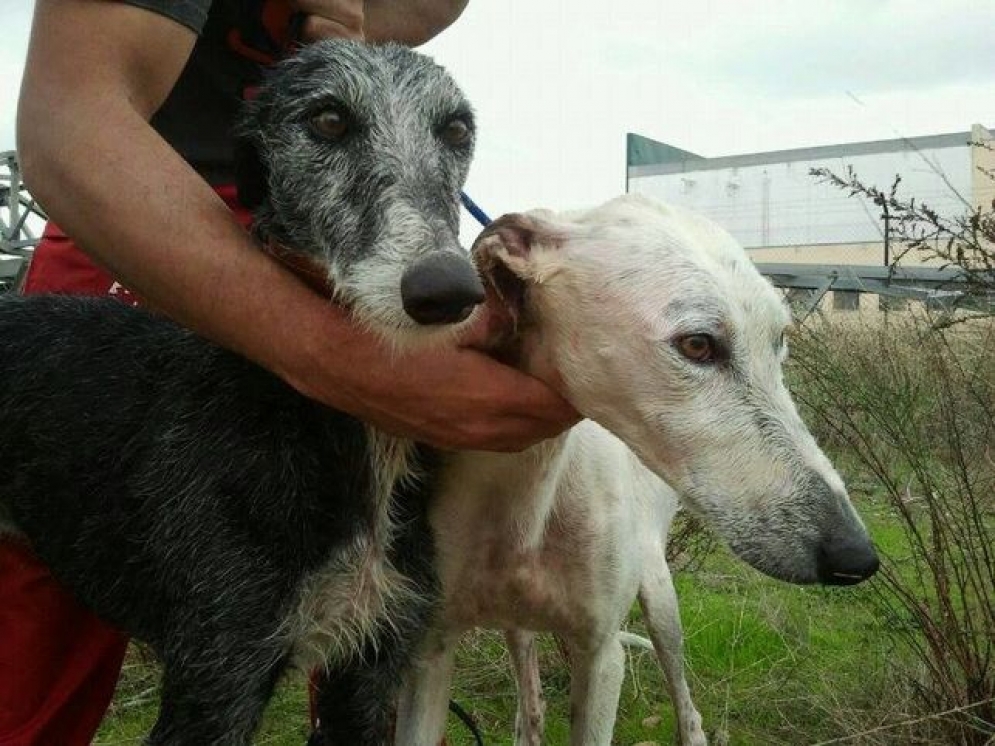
[17,0,576,451]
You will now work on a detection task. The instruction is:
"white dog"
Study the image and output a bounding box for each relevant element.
[395,195,879,746]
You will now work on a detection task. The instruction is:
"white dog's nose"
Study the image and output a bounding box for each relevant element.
[401,252,485,325]
[816,529,880,585]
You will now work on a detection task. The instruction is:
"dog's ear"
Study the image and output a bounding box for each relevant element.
[235,137,269,211]
[471,210,564,267]
[471,210,568,347]
[478,213,537,259]
[469,211,569,363]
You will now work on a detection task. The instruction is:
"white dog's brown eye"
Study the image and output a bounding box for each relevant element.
[312,109,349,139]
[676,334,717,363]
[440,118,471,147]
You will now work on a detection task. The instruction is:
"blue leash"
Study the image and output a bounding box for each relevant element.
[460,191,492,227]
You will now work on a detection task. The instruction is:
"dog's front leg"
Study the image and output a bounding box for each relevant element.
[393,632,458,746]
[309,653,401,746]
[564,633,625,746]
[308,615,429,746]
[638,551,707,746]
[148,644,289,746]
[506,628,546,746]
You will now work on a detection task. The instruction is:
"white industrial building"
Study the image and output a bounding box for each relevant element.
[626,124,993,268]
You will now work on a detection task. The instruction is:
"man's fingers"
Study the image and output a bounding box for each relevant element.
[292,1,364,42]
[300,15,363,42]
[455,310,493,350]
[430,381,581,453]
[490,367,580,423]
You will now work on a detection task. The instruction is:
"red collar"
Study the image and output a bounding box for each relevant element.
[263,240,335,298]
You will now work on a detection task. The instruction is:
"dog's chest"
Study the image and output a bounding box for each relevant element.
[440,521,610,635]
[434,432,642,636]
[288,432,420,669]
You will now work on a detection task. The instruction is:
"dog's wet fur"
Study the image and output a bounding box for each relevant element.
[0,40,478,745]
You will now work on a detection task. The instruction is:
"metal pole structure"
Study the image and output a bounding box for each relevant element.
[1,151,47,253]
[881,200,890,267]
[1,151,48,291]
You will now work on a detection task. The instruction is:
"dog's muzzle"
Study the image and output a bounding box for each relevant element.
[813,485,880,585]
[816,533,880,585]
[400,252,485,325]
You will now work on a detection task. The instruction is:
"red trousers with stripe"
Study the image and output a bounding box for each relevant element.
[0,186,249,746]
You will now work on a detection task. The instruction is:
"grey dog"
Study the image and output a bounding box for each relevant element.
[0,40,482,745]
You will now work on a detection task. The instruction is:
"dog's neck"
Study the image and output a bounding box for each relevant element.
[473,278,566,393]
[458,294,581,543]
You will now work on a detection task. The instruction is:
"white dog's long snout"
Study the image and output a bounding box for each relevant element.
[470,195,880,589]
[813,485,879,585]
[717,479,879,586]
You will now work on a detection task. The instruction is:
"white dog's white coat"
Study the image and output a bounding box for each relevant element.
[395,195,877,746]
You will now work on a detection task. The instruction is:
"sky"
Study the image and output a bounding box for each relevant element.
[3,1,995,220]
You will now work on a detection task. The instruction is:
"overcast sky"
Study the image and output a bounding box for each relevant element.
[3,1,995,218]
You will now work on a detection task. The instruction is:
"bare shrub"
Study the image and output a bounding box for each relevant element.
[789,314,995,744]
[796,146,994,740]
[667,512,716,573]
[811,140,995,322]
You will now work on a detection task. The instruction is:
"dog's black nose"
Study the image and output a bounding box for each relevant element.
[401,252,485,325]
[816,534,880,585]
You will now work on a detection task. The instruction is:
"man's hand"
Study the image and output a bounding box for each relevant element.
[279,302,580,452]
[293,0,365,42]
[293,0,470,47]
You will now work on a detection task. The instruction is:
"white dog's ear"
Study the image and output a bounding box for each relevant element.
[471,210,566,272]
[469,211,568,347]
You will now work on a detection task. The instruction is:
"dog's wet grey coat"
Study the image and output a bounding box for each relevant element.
[0,40,477,746]
[239,42,479,334]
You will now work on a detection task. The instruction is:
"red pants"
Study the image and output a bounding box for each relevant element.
[0,186,250,746]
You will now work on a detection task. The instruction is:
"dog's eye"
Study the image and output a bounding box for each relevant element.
[439,118,472,147]
[311,109,349,140]
[676,334,718,364]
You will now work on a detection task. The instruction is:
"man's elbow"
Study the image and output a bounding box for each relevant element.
[15,102,52,200]
[15,77,89,205]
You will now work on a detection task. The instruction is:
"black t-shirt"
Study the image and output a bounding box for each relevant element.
[123,0,266,184]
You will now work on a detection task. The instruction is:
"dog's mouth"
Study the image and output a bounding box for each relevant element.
[471,248,528,363]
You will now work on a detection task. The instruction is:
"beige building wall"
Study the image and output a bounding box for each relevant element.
[971,124,995,212]
[745,241,945,267]
[747,241,884,266]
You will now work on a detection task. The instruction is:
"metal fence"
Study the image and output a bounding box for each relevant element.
[756,262,994,323]
[0,150,46,292]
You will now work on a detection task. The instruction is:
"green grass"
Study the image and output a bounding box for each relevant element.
[96,500,931,746]
[441,500,928,746]
[93,315,994,745]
